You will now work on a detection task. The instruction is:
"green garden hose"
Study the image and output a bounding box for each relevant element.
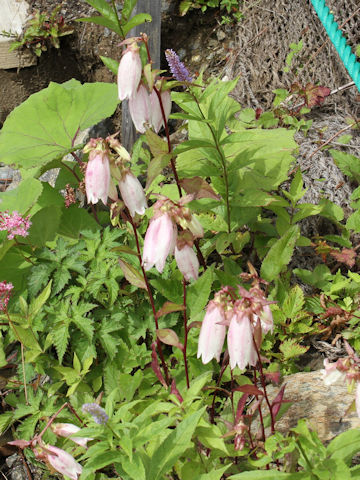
[310,0,360,92]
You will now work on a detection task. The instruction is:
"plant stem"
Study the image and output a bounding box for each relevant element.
[111,0,126,40]
[34,402,68,441]
[252,335,276,434]
[6,310,28,404]
[191,95,232,233]
[182,279,190,388]
[127,213,170,385]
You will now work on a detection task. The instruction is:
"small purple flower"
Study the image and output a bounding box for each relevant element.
[0,211,31,240]
[82,403,109,425]
[0,281,13,312]
[165,49,193,83]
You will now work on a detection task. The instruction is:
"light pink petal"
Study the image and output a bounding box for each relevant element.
[118,172,147,217]
[142,214,176,273]
[45,445,82,480]
[197,302,226,364]
[85,152,110,205]
[228,313,257,370]
[175,244,199,282]
[129,84,150,133]
[117,46,142,101]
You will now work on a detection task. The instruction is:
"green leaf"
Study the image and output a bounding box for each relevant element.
[327,429,360,465]
[58,206,100,238]
[29,280,52,318]
[280,338,309,360]
[122,13,152,36]
[282,285,304,318]
[229,472,311,479]
[0,80,119,170]
[187,267,213,317]
[146,153,172,190]
[260,225,300,282]
[197,466,231,480]
[0,412,14,434]
[84,450,121,470]
[27,206,62,247]
[147,408,205,480]
[118,259,147,289]
[0,178,43,214]
[330,150,360,183]
[100,55,119,75]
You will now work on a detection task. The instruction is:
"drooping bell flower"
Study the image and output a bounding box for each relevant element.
[129,84,151,133]
[149,89,172,133]
[142,213,177,273]
[84,139,111,206]
[117,42,142,101]
[227,309,258,371]
[197,300,226,364]
[51,423,93,448]
[175,234,199,282]
[34,444,82,480]
[118,170,147,217]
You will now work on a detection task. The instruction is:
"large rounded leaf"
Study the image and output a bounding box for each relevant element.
[0,79,119,169]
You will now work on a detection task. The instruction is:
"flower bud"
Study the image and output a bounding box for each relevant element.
[129,84,151,133]
[228,311,258,370]
[197,301,226,364]
[117,43,142,101]
[149,89,172,133]
[36,444,82,480]
[118,171,147,217]
[51,423,92,448]
[175,244,199,282]
[142,213,177,273]
[85,149,110,206]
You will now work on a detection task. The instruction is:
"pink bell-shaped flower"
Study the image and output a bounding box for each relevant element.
[37,444,82,480]
[149,89,172,133]
[197,301,226,364]
[129,84,151,133]
[85,149,110,206]
[175,244,199,282]
[142,213,177,273]
[117,43,142,101]
[51,423,92,448]
[228,311,258,370]
[118,171,147,217]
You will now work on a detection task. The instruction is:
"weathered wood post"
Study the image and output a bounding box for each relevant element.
[121,0,161,151]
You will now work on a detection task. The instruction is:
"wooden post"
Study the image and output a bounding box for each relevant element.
[121,0,161,151]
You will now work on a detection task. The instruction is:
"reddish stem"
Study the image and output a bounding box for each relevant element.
[127,212,170,385]
[182,279,190,388]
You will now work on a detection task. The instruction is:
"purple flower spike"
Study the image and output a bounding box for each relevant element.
[165,49,193,83]
[82,403,109,425]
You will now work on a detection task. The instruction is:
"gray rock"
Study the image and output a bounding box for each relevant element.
[259,370,360,442]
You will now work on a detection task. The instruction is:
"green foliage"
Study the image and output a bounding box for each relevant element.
[6,5,73,57]
[1,3,360,478]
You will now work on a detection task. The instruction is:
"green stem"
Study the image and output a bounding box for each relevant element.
[111,0,126,40]
[191,94,232,234]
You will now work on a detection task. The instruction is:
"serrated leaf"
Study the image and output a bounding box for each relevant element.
[282,285,304,318]
[280,339,308,360]
[261,225,300,282]
[0,412,14,434]
[0,80,119,170]
[28,263,53,297]
[52,324,69,364]
[29,280,52,318]
[147,408,205,480]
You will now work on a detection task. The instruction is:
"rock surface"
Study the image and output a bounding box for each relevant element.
[263,369,360,442]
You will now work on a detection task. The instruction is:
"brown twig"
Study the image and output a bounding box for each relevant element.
[306,121,358,162]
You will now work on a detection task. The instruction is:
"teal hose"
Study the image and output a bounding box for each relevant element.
[310,0,360,92]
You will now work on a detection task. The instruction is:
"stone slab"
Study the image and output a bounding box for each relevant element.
[0,0,36,69]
